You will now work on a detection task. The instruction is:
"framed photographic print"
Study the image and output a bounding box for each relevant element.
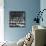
[9,11,26,27]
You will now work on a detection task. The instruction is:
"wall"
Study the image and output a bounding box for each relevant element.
[40,0,46,26]
[4,0,40,42]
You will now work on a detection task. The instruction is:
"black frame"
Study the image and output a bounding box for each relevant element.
[9,11,26,27]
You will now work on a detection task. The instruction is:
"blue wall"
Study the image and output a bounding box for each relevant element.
[40,0,46,27]
[4,0,40,42]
